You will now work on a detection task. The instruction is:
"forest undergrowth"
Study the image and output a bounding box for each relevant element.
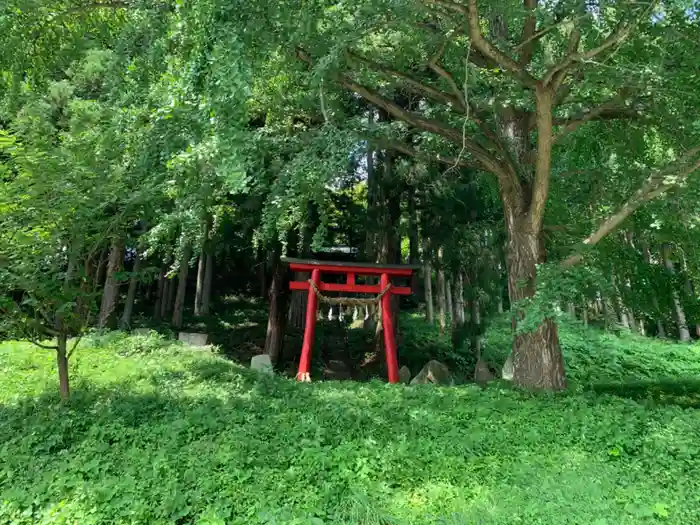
[2,308,700,524]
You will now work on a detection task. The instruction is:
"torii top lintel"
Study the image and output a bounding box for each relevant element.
[281,257,420,296]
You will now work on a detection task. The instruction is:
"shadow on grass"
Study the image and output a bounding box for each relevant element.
[590,378,700,409]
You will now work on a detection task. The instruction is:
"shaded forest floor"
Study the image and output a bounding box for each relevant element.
[2,303,700,524]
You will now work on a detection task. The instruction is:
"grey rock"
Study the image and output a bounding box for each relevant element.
[178,332,208,347]
[410,360,453,386]
[501,353,514,381]
[250,354,274,375]
[474,358,495,384]
[323,360,352,380]
[398,365,411,384]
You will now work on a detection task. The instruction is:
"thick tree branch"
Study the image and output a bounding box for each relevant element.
[426,45,468,112]
[544,4,654,89]
[553,98,640,142]
[518,0,538,66]
[379,140,476,169]
[346,51,464,111]
[560,146,700,268]
[424,0,540,88]
[297,48,503,175]
[529,88,554,232]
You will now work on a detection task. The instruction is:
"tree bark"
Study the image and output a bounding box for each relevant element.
[119,250,141,330]
[506,220,566,391]
[201,250,214,315]
[98,237,124,329]
[264,250,290,366]
[172,245,192,329]
[437,247,447,333]
[57,333,70,402]
[662,243,690,341]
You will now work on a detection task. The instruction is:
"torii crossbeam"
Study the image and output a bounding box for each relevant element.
[281,257,420,383]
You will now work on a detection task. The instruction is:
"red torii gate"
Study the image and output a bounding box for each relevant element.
[282,257,419,383]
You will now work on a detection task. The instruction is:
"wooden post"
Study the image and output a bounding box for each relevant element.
[380,272,399,383]
[296,268,320,381]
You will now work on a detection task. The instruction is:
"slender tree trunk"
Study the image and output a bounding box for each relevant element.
[153,265,166,321]
[612,273,631,329]
[172,245,192,329]
[455,273,465,327]
[93,248,108,292]
[423,240,434,323]
[437,247,447,333]
[56,333,70,401]
[258,255,268,300]
[194,219,211,316]
[194,254,206,316]
[98,238,124,329]
[505,218,566,390]
[408,188,421,294]
[445,278,453,326]
[643,244,666,338]
[201,250,214,315]
[662,244,690,341]
[265,250,290,366]
[119,250,141,329]
[471,298,482,359]
[582,303,589,327]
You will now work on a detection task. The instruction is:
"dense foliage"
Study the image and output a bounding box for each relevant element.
[2,0,700,395]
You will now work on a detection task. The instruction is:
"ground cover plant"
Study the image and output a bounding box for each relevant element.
[2,322,700,525]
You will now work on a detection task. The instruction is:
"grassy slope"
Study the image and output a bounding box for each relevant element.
[1,324,700,524]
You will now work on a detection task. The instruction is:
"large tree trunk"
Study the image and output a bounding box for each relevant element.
[172,245,192,329]
[201,250,214,315]
[98,237,124,329]
[662,244,690,341]
[264,251,290,366]
[119,250,141,330]
[506,221,566,390]
[57,333,70,401]
[288,272,309,329]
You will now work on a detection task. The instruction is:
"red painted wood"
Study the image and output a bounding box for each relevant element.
[380,272,400,384]
[289,281,412,296]
[296,268,320,382]
[347,273,355,286]
[288,262,415,277]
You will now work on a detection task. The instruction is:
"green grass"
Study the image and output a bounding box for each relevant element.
[1,321,700,524]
